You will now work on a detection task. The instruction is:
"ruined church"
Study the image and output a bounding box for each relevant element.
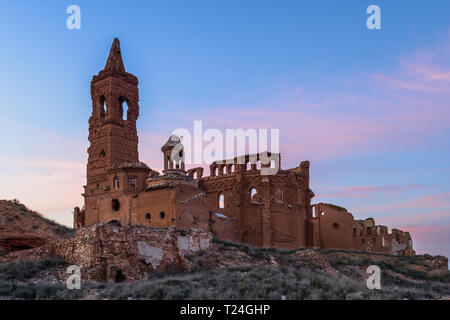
[74,38,415,256]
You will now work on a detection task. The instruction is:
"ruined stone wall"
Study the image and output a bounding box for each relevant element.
[131,183,214,233]
[174,184,213,231]
[352,219,390,254]
[310,204,415,256]
[388,228,415,256]
[199,159,312,249]
[54,225,212,282]
[133,187,175,227]
[312,203,354,250]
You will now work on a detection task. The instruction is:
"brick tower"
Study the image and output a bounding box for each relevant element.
[87,38,139,173]
[81,38,149,226]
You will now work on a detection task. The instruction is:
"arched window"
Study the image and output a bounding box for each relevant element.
[160,211,166,219]
[118,97,129,120]
[246,162,251,171]
[230,164,235,173]
[214,167,218,176]
[256,160,261,170]
[218,193,225,209]
[98,95,106,118]
[222,166,226,175]
[250,188,258,202]
[332,222,340,230]
[145,213,151,221]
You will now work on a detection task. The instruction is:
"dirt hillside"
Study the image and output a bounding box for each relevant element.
[0,200,73,255]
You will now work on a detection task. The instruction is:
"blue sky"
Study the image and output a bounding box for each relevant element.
[0,0,449,258]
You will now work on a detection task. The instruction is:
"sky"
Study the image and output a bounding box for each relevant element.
[0,0,449,258]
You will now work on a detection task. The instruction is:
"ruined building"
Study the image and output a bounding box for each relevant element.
[74,39,414,256]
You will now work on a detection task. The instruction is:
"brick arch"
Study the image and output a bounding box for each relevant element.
[97,95,106,118]
[118,96,131,121]
[250,187,258,202]
[209,164,219,177]
[187,167,204,179]
[217,191,225,209]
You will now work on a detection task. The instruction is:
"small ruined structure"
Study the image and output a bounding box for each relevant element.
[54,225,211,282]
[310,203,415,256]
[74,38,414,256]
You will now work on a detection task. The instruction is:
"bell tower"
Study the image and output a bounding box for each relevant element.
[87,38,140,176]
[87,38,139,180]
[83,38,145,225]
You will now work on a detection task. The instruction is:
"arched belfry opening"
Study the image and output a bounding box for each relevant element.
[98,95,106,118]
[118,96,129,121]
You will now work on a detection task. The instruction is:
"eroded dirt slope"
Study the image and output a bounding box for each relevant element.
[0,200,73,255]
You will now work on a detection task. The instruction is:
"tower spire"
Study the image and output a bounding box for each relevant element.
[104,38,125,73]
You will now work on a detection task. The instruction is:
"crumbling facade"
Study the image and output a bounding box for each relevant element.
[310,203,414,256]
[74,39,415,256]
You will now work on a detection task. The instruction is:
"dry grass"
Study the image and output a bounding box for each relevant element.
[0,243,448,300]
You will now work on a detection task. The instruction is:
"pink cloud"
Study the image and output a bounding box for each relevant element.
[316,185,424,199]
[398,224,450,257]
[369,74,445,92]
[401,49,450,82]
[356,192,450,214]
[370,42,450,93]
[378,210,450,227]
